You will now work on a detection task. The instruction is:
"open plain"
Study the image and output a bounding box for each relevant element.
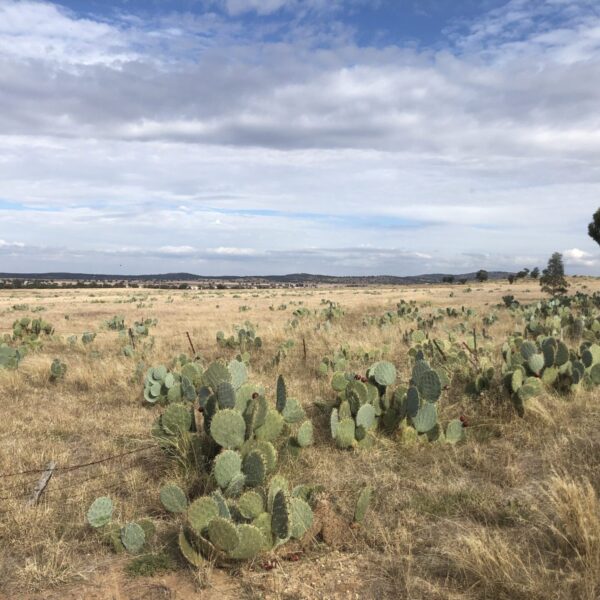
[1,278,600,600]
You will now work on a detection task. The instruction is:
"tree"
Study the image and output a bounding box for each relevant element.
[530,267,540,279]
[476,269,489,282]
[508,274,515,284]
[540,252,569,296]
[588,207,600,246]
[442,275,455,284]
[516,268,529,279]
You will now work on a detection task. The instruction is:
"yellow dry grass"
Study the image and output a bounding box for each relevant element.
[0,277,599,599]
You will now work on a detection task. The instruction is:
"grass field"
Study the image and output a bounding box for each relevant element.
[1,278,600,600]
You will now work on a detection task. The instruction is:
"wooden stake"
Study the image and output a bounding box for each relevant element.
[27,461,56,506]
[186,332,196,356]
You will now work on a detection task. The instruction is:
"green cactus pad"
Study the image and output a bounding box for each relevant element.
[520,341,537,360]
[216,382,236,409]
[445,419,466,444]
[591,363,600,385]
[208,517,240,553]
[527,354,545,376]
[188,497,219,534]
[271,490,291,540]
[354,485,373,523]
[237,491,264,519]
[543,344,556,368]
[335,418,356,449]
[331,371,349,392]
[411,360,431,385]
[541,366,559,386]
[330,408,339,438]
[267,475,289,513]
[255,409,284,442]
[162,403,192,435]
[225,473,247,498]
[404,386,420,418]
[166,383,182,403]
[338,400,352,420]
[282,397,306,423]
[411,402,437,433]
[86,496,113,528]
[204,361,231,392]
[228,359,248,390]
[153,365,167,381]
[253,512,273,547]
[346,380,369,406]
[417,369,442,402]
[296,421,314,448]
[230,524,265,559]
[210,409,246,449]
[356,404,376,430]
[178,529,204,567]
[214,450,243,489]
[276,374,287,412]
[242,450,267,487]
[121,522,146,553]
[290,497,313,539]
[371,361,396,386]
[511,369,523,393]
[212,490,232,519]
[160,484,188,513]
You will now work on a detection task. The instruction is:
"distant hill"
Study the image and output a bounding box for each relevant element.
[0,271,513,284]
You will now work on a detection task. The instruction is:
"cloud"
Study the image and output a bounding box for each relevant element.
[563,247,598,267]
[0,0,598,273]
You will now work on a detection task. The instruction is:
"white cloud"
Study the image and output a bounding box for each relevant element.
[563,247,598,267]
[0,0,599,273]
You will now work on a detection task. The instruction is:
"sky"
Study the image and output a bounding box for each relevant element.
[0,0,600,276]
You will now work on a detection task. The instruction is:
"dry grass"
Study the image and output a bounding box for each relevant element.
[1,277,600,599]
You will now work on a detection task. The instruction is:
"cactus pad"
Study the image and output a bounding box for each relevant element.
[417,369,441,402]
[372,361,396,386]
[160,484,188,513]
[208,517,240,553]
[255,409,284,442]
[210,409,246,449]
[214,450,243,488]
[121,522,145,553]
[178,529,204,567]
[87,496,113,528]
[445,419,466,444]
[217,382,236,409]
[296,421,314,447]
[282,397,306,423]
[290,497,313,539]
[354,485,373,523]
[411,402,437,433]
[188,497,219,534]
[204,361,231,392]
[228,359,247,390]
[242,450,267,487]
[335,418,356,449]
[271,490,291,540]
[229,524,265,559]
[276,374,287,412]
[356,404,376,430]
[162,403,192,435]
[331,371,348,392]
[238,491,264,519]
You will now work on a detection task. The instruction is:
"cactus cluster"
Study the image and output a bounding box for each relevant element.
[105,315,125,331]
[143,361,202,405]
[330,358,464,447]
[50,358,67,381]
[86,496,155,554]
[216,322,262,351]
[502,335,600,415]
[82,332,96,344]
[164,475,316,564]
[0,344,24,369]
[12,317,54,343]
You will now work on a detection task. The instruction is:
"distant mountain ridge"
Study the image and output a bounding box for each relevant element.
[0,271,513,284]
